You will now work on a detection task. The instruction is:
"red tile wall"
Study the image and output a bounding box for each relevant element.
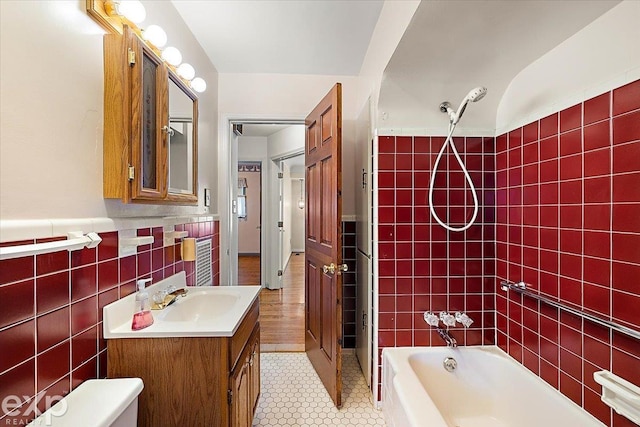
[0,219,220,423]
[495,80,640,427]
[376,134,496,395]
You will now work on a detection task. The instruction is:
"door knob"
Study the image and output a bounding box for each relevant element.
[322,263,348,275]
[322,263,336,274]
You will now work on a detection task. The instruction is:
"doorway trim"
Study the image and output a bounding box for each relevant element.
[218,114,305,287]
[271,150,305,289]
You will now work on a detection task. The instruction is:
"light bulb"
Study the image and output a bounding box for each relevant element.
[177,63,195,80]
[297,199,305,209]
[190,77,206,93]
[161,47,182,66]
[116,0,146,24]
[143,25,167,48]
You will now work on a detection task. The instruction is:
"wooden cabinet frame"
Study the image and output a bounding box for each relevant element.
[103,25,198,205]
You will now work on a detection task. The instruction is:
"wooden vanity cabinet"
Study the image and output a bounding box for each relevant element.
[107,298,260,427]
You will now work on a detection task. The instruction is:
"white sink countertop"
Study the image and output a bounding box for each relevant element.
[103,272,261,338]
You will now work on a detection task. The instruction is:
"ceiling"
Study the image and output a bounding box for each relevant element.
[170,0,384,75]
[378,0,620,132]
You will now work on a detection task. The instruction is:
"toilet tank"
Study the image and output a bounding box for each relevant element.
[27,378,143,427]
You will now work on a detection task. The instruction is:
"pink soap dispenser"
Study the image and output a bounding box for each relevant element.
[131,278,154,331]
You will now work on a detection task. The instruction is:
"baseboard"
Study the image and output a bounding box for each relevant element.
[239,253,260,257]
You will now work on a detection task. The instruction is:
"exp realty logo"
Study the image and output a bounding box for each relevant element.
[2,395,67,426]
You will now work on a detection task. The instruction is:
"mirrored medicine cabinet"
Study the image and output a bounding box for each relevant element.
[102,25,198,205]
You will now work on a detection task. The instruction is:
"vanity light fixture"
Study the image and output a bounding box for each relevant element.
[161,47,182,66]
[109,0,146,24]
[190,77,207,93]
[297,179,305,209]
[142,24,167,48]
[177,63,196,81]
[86,1,206,92]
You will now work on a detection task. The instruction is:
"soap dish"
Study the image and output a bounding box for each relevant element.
[594,370,640,424]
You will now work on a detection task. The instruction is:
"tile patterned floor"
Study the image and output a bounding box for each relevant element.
[253,352,386,426]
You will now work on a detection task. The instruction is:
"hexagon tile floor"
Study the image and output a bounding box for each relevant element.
[253,352,386,426]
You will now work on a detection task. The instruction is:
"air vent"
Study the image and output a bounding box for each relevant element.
[195,239,212,286]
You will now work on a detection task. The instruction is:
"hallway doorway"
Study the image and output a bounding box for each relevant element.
[237,161,262,285]
[259,252,305,352]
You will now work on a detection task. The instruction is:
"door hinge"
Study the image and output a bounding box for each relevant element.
[278,172,283,179]
[227,389,232,405]
[127,48,136,66]
[277,221,283,228]
[277,270,283,276]
[127,165,135,180]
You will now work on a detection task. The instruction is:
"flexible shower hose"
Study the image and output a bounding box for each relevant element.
[428,122,479,232]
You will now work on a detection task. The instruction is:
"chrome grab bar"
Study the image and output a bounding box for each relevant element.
[501,281,640,341]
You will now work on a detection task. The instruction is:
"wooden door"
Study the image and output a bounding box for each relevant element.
[305,83,343,407]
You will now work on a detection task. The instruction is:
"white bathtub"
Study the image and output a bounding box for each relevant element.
[382,346,605,427]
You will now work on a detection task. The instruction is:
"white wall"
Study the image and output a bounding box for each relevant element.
[238,170,261,254]
[0,0,218,221]
[356,0,420,133]
[496,0,640,134]
[238,136,268,159]
[290,177,305,253]
[268,125,305,158]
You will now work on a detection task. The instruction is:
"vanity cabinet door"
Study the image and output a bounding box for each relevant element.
[230,354,250,427]
[248,328,260,416]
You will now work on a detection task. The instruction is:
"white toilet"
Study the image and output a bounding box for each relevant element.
[27,378,143,427]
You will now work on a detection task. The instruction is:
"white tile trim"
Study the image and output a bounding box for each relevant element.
[0,214,220,243]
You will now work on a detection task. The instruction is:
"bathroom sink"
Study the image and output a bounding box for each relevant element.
[103,271,260,338]
[155,292,240,322]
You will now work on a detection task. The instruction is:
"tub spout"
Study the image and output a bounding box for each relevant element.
[437,328,457,348]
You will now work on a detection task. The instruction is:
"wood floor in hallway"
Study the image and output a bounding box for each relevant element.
[258,253,305,352]
[238,255,261,285]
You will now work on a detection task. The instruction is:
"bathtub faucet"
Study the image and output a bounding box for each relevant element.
[423,311,440,327]
[437,328,457,348]
[455,312,474,328]
[439,311,457,327]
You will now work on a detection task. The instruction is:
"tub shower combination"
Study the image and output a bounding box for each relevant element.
[381,88,640,427]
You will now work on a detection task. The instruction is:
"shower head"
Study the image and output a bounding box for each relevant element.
[466,86,487,103]
[440,86,488,125]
